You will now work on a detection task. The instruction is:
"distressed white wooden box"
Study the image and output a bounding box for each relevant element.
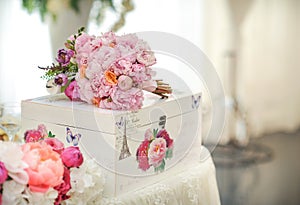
[21,90,202,197]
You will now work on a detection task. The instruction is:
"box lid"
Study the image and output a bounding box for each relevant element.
[22,90,201,134]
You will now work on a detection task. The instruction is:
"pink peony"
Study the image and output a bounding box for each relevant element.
[129,63,151,83]
[136,140,150,171]
[22,142,64,193]
[101,87,144,110]
[54,167,71,205]
[148,138,167,167]
[114,59,133,76]
[65,81,80,101]
[157,129,173,148]
[75,33,92,52]
[24,124,48,143]
[0,161,8,184]
[44,138,65,154]
[60,147,83,168]
[24,130,44,143]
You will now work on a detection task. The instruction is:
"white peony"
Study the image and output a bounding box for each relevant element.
[65,158,106,205]
[0,141,29,184]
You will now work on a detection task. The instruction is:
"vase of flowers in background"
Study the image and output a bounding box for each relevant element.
[21,0,134,60]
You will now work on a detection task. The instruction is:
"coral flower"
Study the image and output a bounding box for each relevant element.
[104,70,118,85]
[22,142,64,193]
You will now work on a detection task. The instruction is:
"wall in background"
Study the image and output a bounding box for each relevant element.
[203,0,300,138]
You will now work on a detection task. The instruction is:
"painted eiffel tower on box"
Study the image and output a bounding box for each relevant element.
[119,119,131,160]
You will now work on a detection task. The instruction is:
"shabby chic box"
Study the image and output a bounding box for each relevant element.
[21,90,202,197]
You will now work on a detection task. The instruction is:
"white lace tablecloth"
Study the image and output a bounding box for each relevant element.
[101,146,220,205]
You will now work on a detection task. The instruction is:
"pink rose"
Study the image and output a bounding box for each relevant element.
[137,50,156,66]
[22,142,64,193]
[44,138,65,154]
[148,138,167,167]
[24,130,44,143]
[136,140,150,171]
[54,167,71,205]
[157,129,173,148]
[61,147,83,168]
[65,81,81,101]
[0,161,8,184]
[118,75,133,91]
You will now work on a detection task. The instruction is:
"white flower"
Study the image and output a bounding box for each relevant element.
[2,180,27,205]
[0,141,29,184]
[65,159,106,204]
[24,187,58,205]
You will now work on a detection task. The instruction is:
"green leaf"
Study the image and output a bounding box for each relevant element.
[48,131,55,138]
[153,128,158,138]
[165,148,173,159]
[154,159,165,172]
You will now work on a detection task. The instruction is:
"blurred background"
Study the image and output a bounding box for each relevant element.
[0,0,299,204]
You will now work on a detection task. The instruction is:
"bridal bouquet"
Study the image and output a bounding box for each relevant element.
[0,125,105,205]
[40,27,171,110]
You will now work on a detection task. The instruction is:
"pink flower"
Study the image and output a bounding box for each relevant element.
[101,31,116,46]
[44,138,65,154]
[24,124,48,143]
[54,167,71,205]
[114,59,133,75]
[137,50,156,66]
[118,75,133,91]
[0,161,8,184]
[24,130,44,143]
[61,147,83,168]
[64,81,80,101]
[148,138,167,167]
[75,33,92,51]
[56,49,74,66]
[101,87,144,110]
[136,140,150,171]
[37,124,48,138]
[54,73,68,86]
[22,142,64,193]
[157,129,173,148]
[129,63,151,83]
[77,78,94,104]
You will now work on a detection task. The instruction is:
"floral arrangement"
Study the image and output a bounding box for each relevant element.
[0,124,105,205]
[136,128,174,172]
[40,27,172,110]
